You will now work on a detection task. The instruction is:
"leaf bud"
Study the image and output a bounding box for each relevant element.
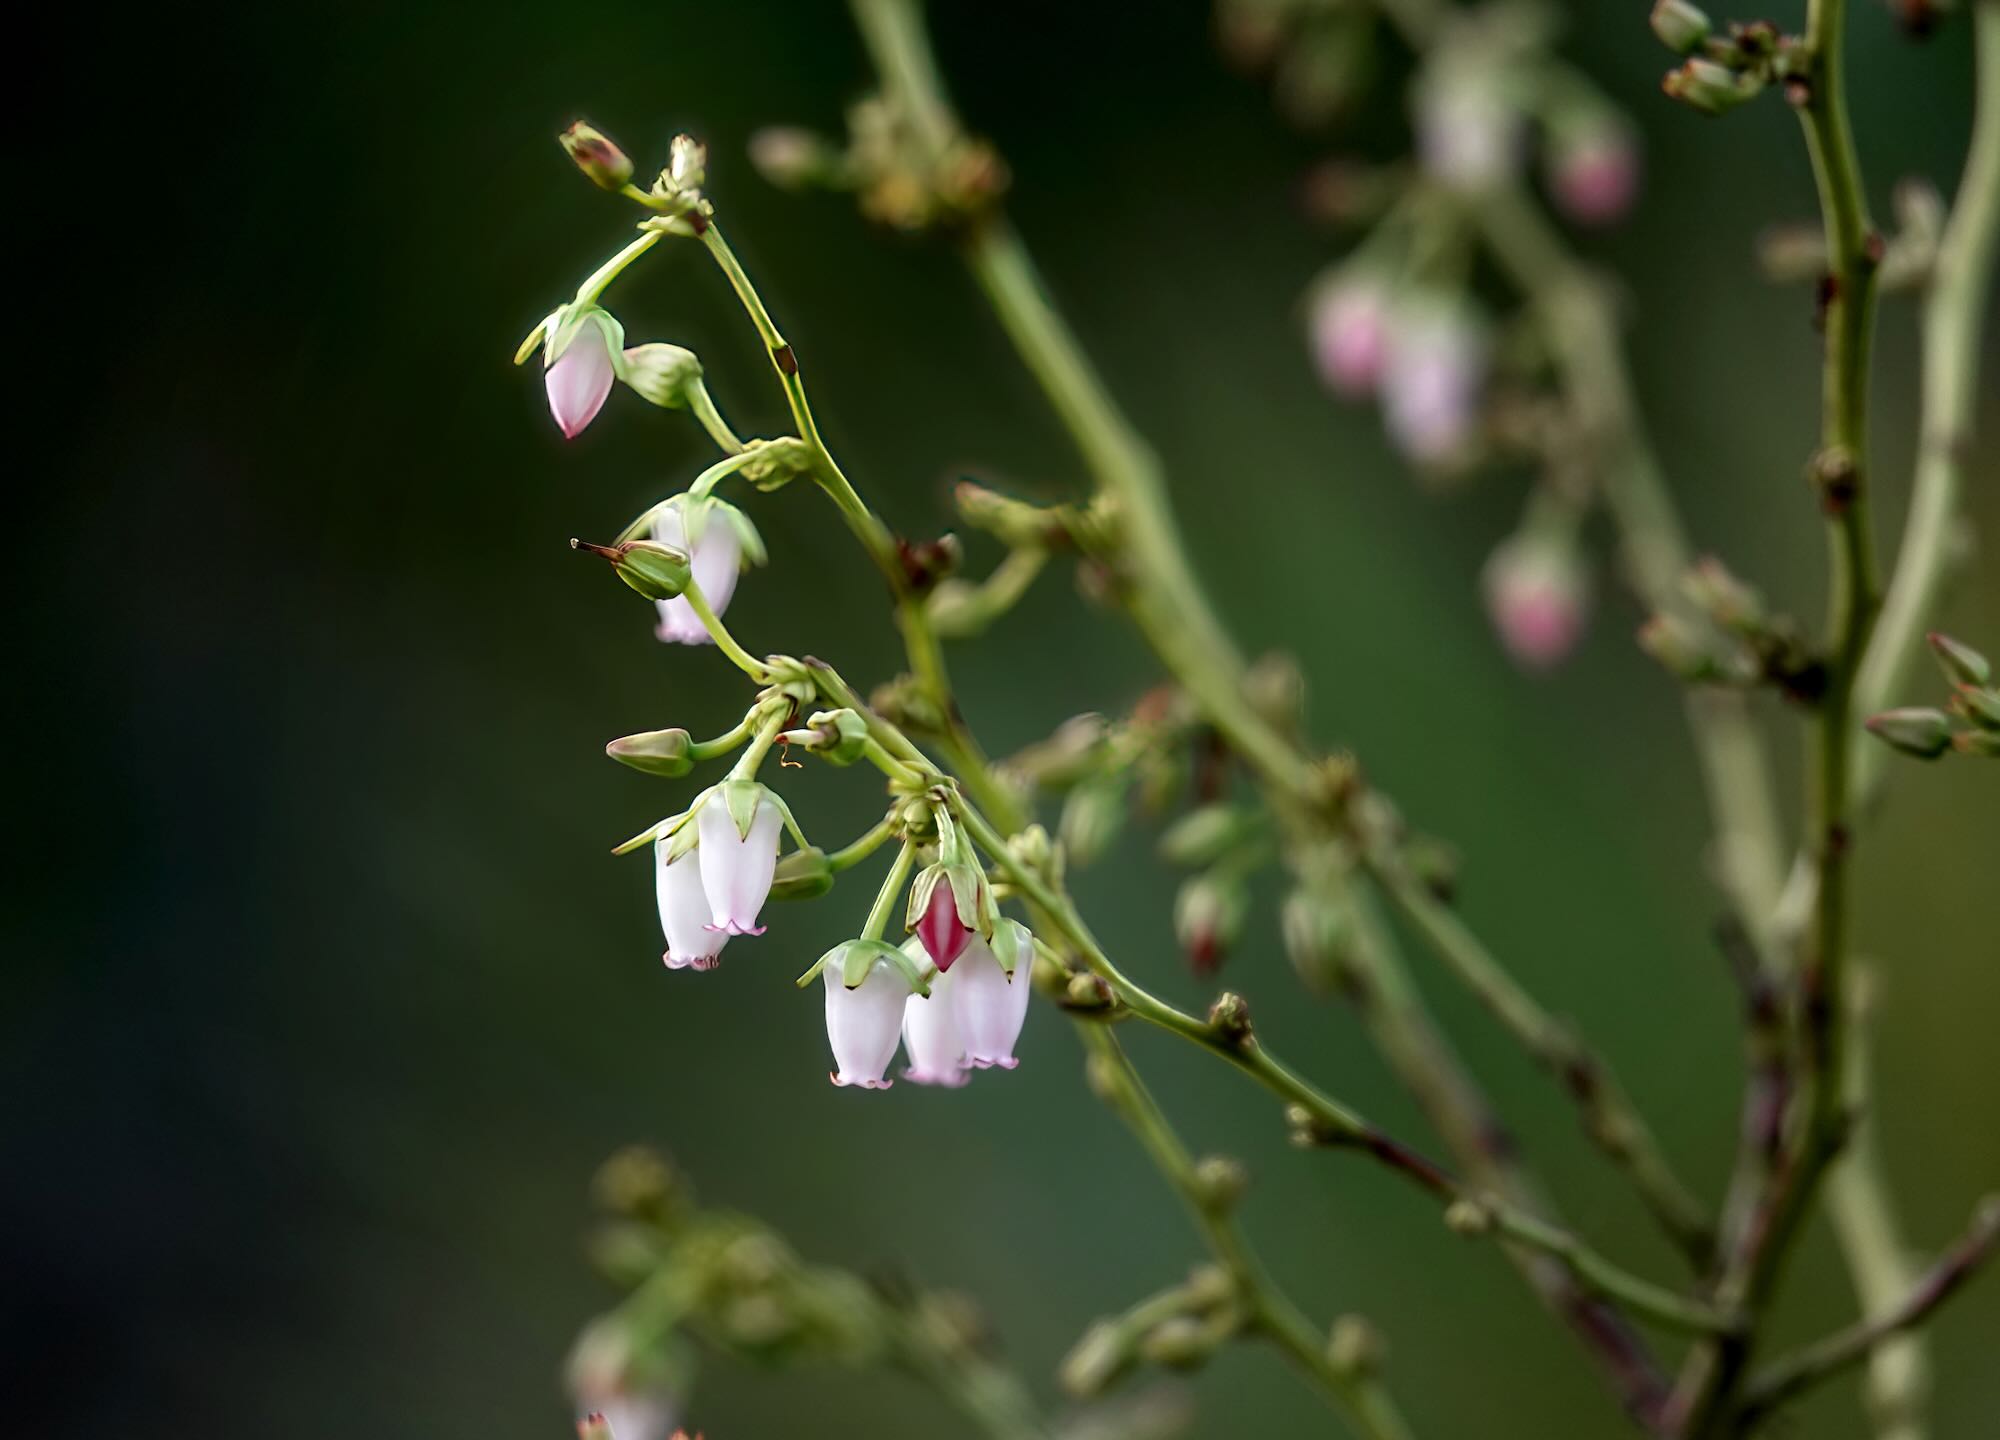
[606,728,694,778]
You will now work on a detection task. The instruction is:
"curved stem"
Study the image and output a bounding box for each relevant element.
[860,839,917,943]
[574,229,664,306]
[686,377,746,455]
[680,578,769,682]
[827,814,897,872]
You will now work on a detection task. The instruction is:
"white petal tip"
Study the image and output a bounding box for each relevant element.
[903,1066,971,1089]
[830,1071,893,1090]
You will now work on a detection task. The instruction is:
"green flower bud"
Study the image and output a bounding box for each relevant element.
[1139,1316,1218,1371]
[748,126,848,191]
[1191,1154,1249,1213]
[1928,631,1992,688]
[1281,885,1352,995]
[794,708,872,766]
[1157,804,1251,868]
[1864,707,1955,759]
[1060,1320,1132,1399]
[1060,774,1128,868]
[1663,58,1764,117]
[1176,873,1248,976]
[572,537,691,601]
[605,727,694,778]
[769,846,835,902]
[620,342,704,409]
[560,122,633,191]
[1953,728,1999,757]
[1682,557,1766,635]
[1328,1315,1386,1380]
[1650,1,1712,55]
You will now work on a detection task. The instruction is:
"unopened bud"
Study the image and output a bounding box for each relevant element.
[668,134,706,190]
[1328,1315,1386,1379]
[1176,873,1248,976]
[1950,684,2000,730]
[1444,1198,1495,1236]
[607,727,695,778]
[1065,971,1117,1013]
[572,537,691,601]
[1484,533,1589,670]
[1663,58,1764,116]
[954,480,1067,549]
[1061,776,1129,868]
[620,343,703,409]
[796,708,872,766]
[592,1144,686,1224]
[1757,223,1831,283]
[769,846,835,902]
[561,122,633,191]
[1191,1155,1249,1213]
[1281,885,1351,995]
[1864,707,1955,760]
[1650,1,1713,54]
[1928,631,1992,688]
[748,126,846,190]
[1139,1316,1217,1371]
[1954,728,1999,756]
[1639,612,1731,683]
[1244,650,1307,734]
[1158,804,1252,868]
[1683,557,1766,634]
[1060,1320,1132,1399]
[1207,991,1253,1045]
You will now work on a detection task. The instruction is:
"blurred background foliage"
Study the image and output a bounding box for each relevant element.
[11,1,1997,1437]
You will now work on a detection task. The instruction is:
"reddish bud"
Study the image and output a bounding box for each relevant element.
[916,881,973,972]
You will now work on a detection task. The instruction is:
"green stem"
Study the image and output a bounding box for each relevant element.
[727,706,788,783]
[686,377,746,455]
[827,815,898,872]
[1084,1030,1417,1440]
[1675,2,1886,1431]
[574,230,664,306]
[681,578,769,681]
[1367,848,1716,1266]
[861,839,918,944]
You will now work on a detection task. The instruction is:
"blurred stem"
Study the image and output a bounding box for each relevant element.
[1824,13,2000,1434]
[1084,1031,1417,1439]
[1367,848,1716,1266]
[849,0,1689,1414]
[887,1313,1050,1440]
[1675,1,1886,1432]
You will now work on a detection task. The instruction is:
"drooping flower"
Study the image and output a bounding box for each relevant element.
[946,920,1034,1070]
[652,496,761,646]
[1308,277,1391,399]
[1483,534,1590,669]
[1381,303,1488,465]
[823,948,914,1090]
[545,308,623,439]
[900,945,969,1088]
[568,1316,678,1440]
[695,784,783,936]
[655,842,725,971]
[1548,126,1641,226]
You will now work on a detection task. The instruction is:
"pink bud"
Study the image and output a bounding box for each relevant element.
[915,881,973,971]
[1551,133,1641,226]
[1483,538,1589,670]
[545,314,617,439]
[1309,280,1391,398]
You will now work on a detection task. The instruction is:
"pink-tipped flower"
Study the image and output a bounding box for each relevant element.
[1549,127,1641,226]
[1483,535,1590,670]
[545,308,622,439]
[652,497,750,646]
[824,953,910,1089]
[1308,278,1391,399]
[900,943,969,1087]
[946,921,1034,1071]
[1382,305,1488,465]
[695,785,783,936]
[655,842,726,971]
[913,879,974,972]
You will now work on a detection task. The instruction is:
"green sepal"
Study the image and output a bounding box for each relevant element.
[988,916,1035,978]
[796,938,930,996]
[513,308,565,366]
[801,708,870,766]
[611,805,696,856]
[904,859,995,940]
[1952,684,2000,731]
[716,499,768,568]
[717,779,767,840]
[769,846,834,902]
[545,303,626,374]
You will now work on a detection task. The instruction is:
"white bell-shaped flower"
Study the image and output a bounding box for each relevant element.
[900,942,968,1087]
[653,499,743,645]
[946,936,1032,1070]
[824,954,909,1089]
[696,789,782,936]
[655,842,724,971]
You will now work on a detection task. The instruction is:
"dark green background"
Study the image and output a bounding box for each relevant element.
[14,2,1998,1437]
